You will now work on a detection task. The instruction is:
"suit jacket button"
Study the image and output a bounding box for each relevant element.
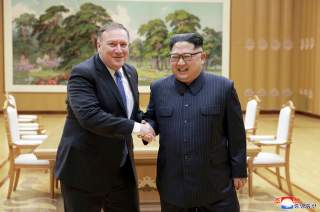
[184,154,191,160]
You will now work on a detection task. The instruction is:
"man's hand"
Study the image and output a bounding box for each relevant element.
[139,120,155,143]
[233,178,247,190]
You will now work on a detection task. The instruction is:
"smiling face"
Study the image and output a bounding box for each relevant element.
[170,41,206,85]
[97,28,129,70]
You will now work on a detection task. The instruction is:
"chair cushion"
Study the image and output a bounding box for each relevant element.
[248,135,275,142]
[18,123,39,128]
[18,114,38,119]
[15,153,49,165]
[20,134,48,140]
[19,131,38,135]
[18,114,38,120]
[258,139,287,145]
[253,152,285,164]
[19,126,40,131]
[14,139,43,146]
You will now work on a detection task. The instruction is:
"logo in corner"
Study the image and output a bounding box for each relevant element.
[274,196,300,210]
[274,196,317,210]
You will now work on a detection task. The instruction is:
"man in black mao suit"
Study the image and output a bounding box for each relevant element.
[144,33,247,211]
[55,22,154,212]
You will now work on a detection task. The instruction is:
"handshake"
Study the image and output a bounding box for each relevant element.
[138,120,155,143]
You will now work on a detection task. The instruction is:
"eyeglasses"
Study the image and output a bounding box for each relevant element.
[169,51,202,63]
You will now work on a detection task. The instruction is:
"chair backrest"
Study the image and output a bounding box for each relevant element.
[5,93,17,108]
[3,100,20,145]
[244,95,261,133]
[276,101,295,143]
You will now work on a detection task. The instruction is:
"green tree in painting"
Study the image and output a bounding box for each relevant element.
[202,27,222,70]
[138,19,168,70]
[32,5,69,58]
[129,38,144,67]
[59,3,112,70]
[13,13,37,60]
[165,10,201,34]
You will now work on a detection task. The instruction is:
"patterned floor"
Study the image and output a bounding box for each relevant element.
[0,170,316,212]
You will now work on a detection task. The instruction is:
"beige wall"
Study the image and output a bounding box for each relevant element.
[1,0,319,114]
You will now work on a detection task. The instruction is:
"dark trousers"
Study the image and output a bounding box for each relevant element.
[61,157,139,212]
[160,190,239,212]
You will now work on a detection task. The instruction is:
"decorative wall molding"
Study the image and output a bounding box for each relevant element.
[283,39,293,50]
[282,88,293,97]
[270,88,279,97]
[244,88,294,97]
[258,39,268,50]
[310,37,315,49]
[244,88,255,97]
[271,39,281,51]
[245,38,294,51]
[138,176,157,192]
[256,88,267,96]
[245,38,255,50]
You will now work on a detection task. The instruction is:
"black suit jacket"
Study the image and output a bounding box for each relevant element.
[55,54,142,193]
[145,72,247,207]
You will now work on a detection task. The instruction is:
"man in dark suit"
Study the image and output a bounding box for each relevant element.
[55,22,154,212]
[143,33,247,211]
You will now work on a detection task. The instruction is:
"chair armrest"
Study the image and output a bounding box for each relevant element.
[19,126,40,131]
[19,128,46,134]
[13,139,43,148]
[20,134,48,140]
[18,114,38,120]
[258,139,288,145]
[19,131,38,135]
[18,123,40,128]
[248,135,275,142]
[18,118,36,123]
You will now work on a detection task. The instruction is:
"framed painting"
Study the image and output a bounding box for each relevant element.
[4,0,230,93]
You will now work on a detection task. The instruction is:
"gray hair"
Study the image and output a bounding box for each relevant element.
[97,22,130,41]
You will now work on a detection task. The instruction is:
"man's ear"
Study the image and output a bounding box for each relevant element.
[96,38,101,50]
[201,52,207,65]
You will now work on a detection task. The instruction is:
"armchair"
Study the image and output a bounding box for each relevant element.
[3,100,55,199]
[247,101,295,196]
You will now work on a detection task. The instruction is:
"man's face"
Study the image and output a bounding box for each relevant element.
[97,28,129,70]
[170,41,206,84]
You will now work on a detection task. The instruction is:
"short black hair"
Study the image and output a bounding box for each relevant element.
[97,22,130,41]
[169,33,203,50]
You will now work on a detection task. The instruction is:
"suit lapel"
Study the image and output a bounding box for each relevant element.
[94,55,127,114]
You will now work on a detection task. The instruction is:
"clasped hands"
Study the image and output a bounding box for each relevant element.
[138,120,155,143]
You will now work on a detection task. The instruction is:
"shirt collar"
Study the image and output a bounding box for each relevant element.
[97,54,124,80]
[107,66,124,80]
[174,71,205,95]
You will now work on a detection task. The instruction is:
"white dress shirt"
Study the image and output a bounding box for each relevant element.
[107,66,141,134]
